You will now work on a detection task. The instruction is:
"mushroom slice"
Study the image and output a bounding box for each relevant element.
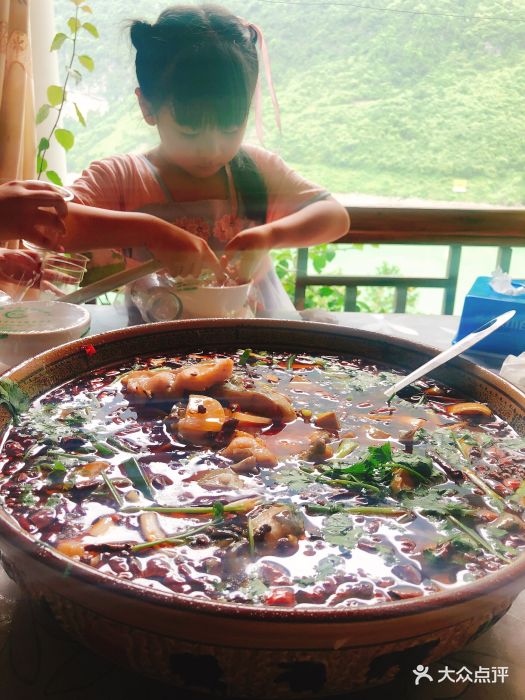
[196,468,247,490]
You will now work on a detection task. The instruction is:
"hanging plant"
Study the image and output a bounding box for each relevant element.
[35,0,99,185]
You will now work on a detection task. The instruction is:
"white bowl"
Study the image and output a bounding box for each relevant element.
[0,301,90,367]
[175,282,252,319]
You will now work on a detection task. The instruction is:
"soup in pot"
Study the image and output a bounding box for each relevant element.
[1,349,524,608]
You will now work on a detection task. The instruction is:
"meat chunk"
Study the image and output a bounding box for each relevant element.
[171,395,226,445]
[121,358,234,401]
[210,379,296,423]
[299,430,333,463]
[250,504,305,551]
[220,431,278,473]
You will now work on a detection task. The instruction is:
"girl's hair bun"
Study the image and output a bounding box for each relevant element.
[130,20,152,52]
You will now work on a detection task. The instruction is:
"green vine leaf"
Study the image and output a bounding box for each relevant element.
[50,32,68,51]
[36,104,50,124]
[55,128,75,151]
[68,17,81,34]
[78,54,94,72]
[47,85,64,107]
[82,22,99,38]
[45,171,63,186]
[81,5,93,13]
[37,155,48,173]
[38,137,50,152]
[67,67,82,84]
[71,0,84,5]
[74,102,86,126]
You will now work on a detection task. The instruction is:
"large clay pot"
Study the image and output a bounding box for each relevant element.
[1,319,524,698]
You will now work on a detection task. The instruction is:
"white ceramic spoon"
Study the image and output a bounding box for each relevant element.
[384,309,516,402]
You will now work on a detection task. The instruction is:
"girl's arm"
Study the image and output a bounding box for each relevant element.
[62,203,222,278]
[225,198,349,252]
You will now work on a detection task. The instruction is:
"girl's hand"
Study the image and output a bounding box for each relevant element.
[0,181,68,248]
[150,229,222,280]
[225,224,274,253]
[224,225,274,283]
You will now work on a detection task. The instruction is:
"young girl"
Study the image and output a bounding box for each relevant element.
[66,4,350,317]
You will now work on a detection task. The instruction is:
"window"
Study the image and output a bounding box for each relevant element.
[54,0,525,313]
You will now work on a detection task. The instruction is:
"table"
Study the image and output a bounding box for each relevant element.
[0,307,523,700]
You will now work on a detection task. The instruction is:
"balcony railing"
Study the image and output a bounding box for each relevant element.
[294,204,525,313]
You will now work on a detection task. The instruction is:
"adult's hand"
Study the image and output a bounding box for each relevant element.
[0,180,68,249]
[0,249,41,284]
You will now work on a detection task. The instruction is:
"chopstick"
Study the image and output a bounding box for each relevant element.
[58,259,162,304]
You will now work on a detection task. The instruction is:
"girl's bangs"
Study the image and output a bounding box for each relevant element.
[166,46,256,129]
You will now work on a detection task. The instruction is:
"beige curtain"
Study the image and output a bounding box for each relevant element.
[0,0,36,248]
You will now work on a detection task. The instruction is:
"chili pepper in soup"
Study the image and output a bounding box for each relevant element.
[1,351,524,609]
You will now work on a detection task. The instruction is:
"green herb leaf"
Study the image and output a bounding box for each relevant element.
[286,354,297,370]
[238,348,252,366]
[0,379,30,423]
[120,457,154,500]
[323,512,363,550]
[402,487,474,518]
[274,467,316,493]
[212,501,225,520]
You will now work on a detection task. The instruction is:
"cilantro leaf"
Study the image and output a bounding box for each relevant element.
[0,379,30,423]
[323,512,363,550]
[402,487,475,518]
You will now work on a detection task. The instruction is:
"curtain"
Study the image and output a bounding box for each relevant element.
[0,0,36,248]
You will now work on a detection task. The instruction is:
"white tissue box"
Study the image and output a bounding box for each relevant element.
[455,276,525,355]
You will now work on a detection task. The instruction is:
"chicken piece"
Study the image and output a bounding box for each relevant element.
[250,504,305,551]
[210,379,296,423]
[196,468,247,490]
[121,358,234,401]
[220,431,278,473]
[173,395,226,445]
[299,430,333,463]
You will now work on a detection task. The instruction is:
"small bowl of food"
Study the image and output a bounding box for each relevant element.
[174,280,253,319]
[0,300,90,367]
[158,269,253,319]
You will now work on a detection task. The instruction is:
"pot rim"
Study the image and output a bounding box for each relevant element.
[1,317,525,624]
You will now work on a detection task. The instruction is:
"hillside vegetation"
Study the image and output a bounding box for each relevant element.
[56,0,525,205]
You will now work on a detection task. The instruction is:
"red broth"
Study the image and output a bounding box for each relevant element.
[1,349,524,608]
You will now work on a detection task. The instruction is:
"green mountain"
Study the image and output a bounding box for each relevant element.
[55,0,525,205]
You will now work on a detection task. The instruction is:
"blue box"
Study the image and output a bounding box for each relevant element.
[454,276,525,355]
